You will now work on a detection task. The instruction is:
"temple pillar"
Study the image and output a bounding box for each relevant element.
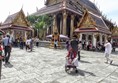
[25,31,27,39]
[60,17,63,34]
[70,15,75,38]
[104,34,107,42]
[53,14,57,33]
[86,34,88,42]
[11,30,14,40]
[100,33,103,45]
[63,11,67,35]
[79,33,82,41]
[92,34,97,47]
[86,34,89,45]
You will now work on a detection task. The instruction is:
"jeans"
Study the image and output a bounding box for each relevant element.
[4,46,11,63]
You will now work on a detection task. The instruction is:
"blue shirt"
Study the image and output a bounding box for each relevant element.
[3,37,12,46]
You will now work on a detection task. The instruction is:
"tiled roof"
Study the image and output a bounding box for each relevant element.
[0,24,32,31]
[89,12,111,34]
[2,12,19,25]
[75,11,111,34]
[33,3,63,16]
[33,0,84,16]
[78,0,101,15]
[33,0,101,16]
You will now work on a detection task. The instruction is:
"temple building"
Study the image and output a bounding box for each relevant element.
[111,27,118,46]
[0,9,33,40]
[33,0,111,47]
[75,10,111,47]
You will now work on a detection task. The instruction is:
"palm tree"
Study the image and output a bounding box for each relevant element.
[27,15,52,39]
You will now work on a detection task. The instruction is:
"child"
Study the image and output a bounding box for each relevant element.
[65,48,78,73]
[0,42,4,61]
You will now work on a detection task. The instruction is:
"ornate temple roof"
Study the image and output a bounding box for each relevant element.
[33,0,110,34]
[75,10,111,34]
[78,0,101,16]
[3,12,19,25]
[112,27,118,37]
[0,9,32,31]
[33,0,101,16]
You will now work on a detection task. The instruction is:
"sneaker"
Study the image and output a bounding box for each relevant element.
[75,70,78,73]
[110,60,113,64]
[5,62,10,65]
[105,62,108,64]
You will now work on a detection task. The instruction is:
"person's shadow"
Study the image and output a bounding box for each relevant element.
[112,51,118,55]
[111,63,118,67]
[66,69,96,77]
[79,60,91,64]
[4,63,13,68]
[77,69,96,76]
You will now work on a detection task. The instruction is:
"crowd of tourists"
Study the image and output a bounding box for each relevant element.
[0,34,40,66]
[65,35,114,73]
[12,36,40,50]
[0,33,115,74]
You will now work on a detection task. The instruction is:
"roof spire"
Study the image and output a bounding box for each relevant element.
[62,0,66,8]
[9,12,10,16]
[21,4,24,9]
[93,0,95,3]
[36,7,38,12]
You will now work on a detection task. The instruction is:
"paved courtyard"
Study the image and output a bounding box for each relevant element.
[0,47,118,83]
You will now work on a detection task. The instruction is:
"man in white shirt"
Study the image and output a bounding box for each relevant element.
[104,39,113,64]
[25,38,31,51]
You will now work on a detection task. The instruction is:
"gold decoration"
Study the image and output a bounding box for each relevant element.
[78,33,80,38]
[94,33,99,38]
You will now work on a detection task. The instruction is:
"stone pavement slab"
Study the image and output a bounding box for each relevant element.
[0,47,118,83]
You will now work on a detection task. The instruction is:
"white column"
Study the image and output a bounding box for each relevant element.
[53,14,57,33]
[70,15,74,38]
[63,11,67,35]
[100,33,103,45]
[60,18,62,34]
[85,34,89,46]
[86,34,88,42]
[104,34,107,43]
[25,31,27,40]
[92,34,97,47]
[79,33,82,41]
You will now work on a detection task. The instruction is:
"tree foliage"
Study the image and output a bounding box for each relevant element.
[27,15,52,39]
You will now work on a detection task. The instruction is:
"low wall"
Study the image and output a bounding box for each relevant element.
[39,41,66,48]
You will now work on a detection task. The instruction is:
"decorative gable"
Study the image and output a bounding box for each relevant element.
[78,11,95,28]
[112,27,118,36]
[13,10,29,27]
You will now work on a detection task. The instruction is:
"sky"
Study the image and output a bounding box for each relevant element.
[0,0,118,25]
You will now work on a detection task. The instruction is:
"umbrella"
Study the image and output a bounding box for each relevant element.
[46,34,69,39]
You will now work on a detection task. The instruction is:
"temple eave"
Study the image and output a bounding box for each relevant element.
[33,6,83,16]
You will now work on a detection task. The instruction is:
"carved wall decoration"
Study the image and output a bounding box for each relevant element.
[14,14,27,27]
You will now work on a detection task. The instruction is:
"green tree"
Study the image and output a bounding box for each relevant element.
[27,15,52,39]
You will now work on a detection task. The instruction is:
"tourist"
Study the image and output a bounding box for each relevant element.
[19,37,24,49]
[35,37,39,47]
[30,37,34,51]
[2,34,12,64]
[66,39,71,51]
[112,41,116,52]
[104,39,113,64]
[70,35,78,55]
[25,37,31,51]
[78,41,82,61]
[54,40,58,49]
